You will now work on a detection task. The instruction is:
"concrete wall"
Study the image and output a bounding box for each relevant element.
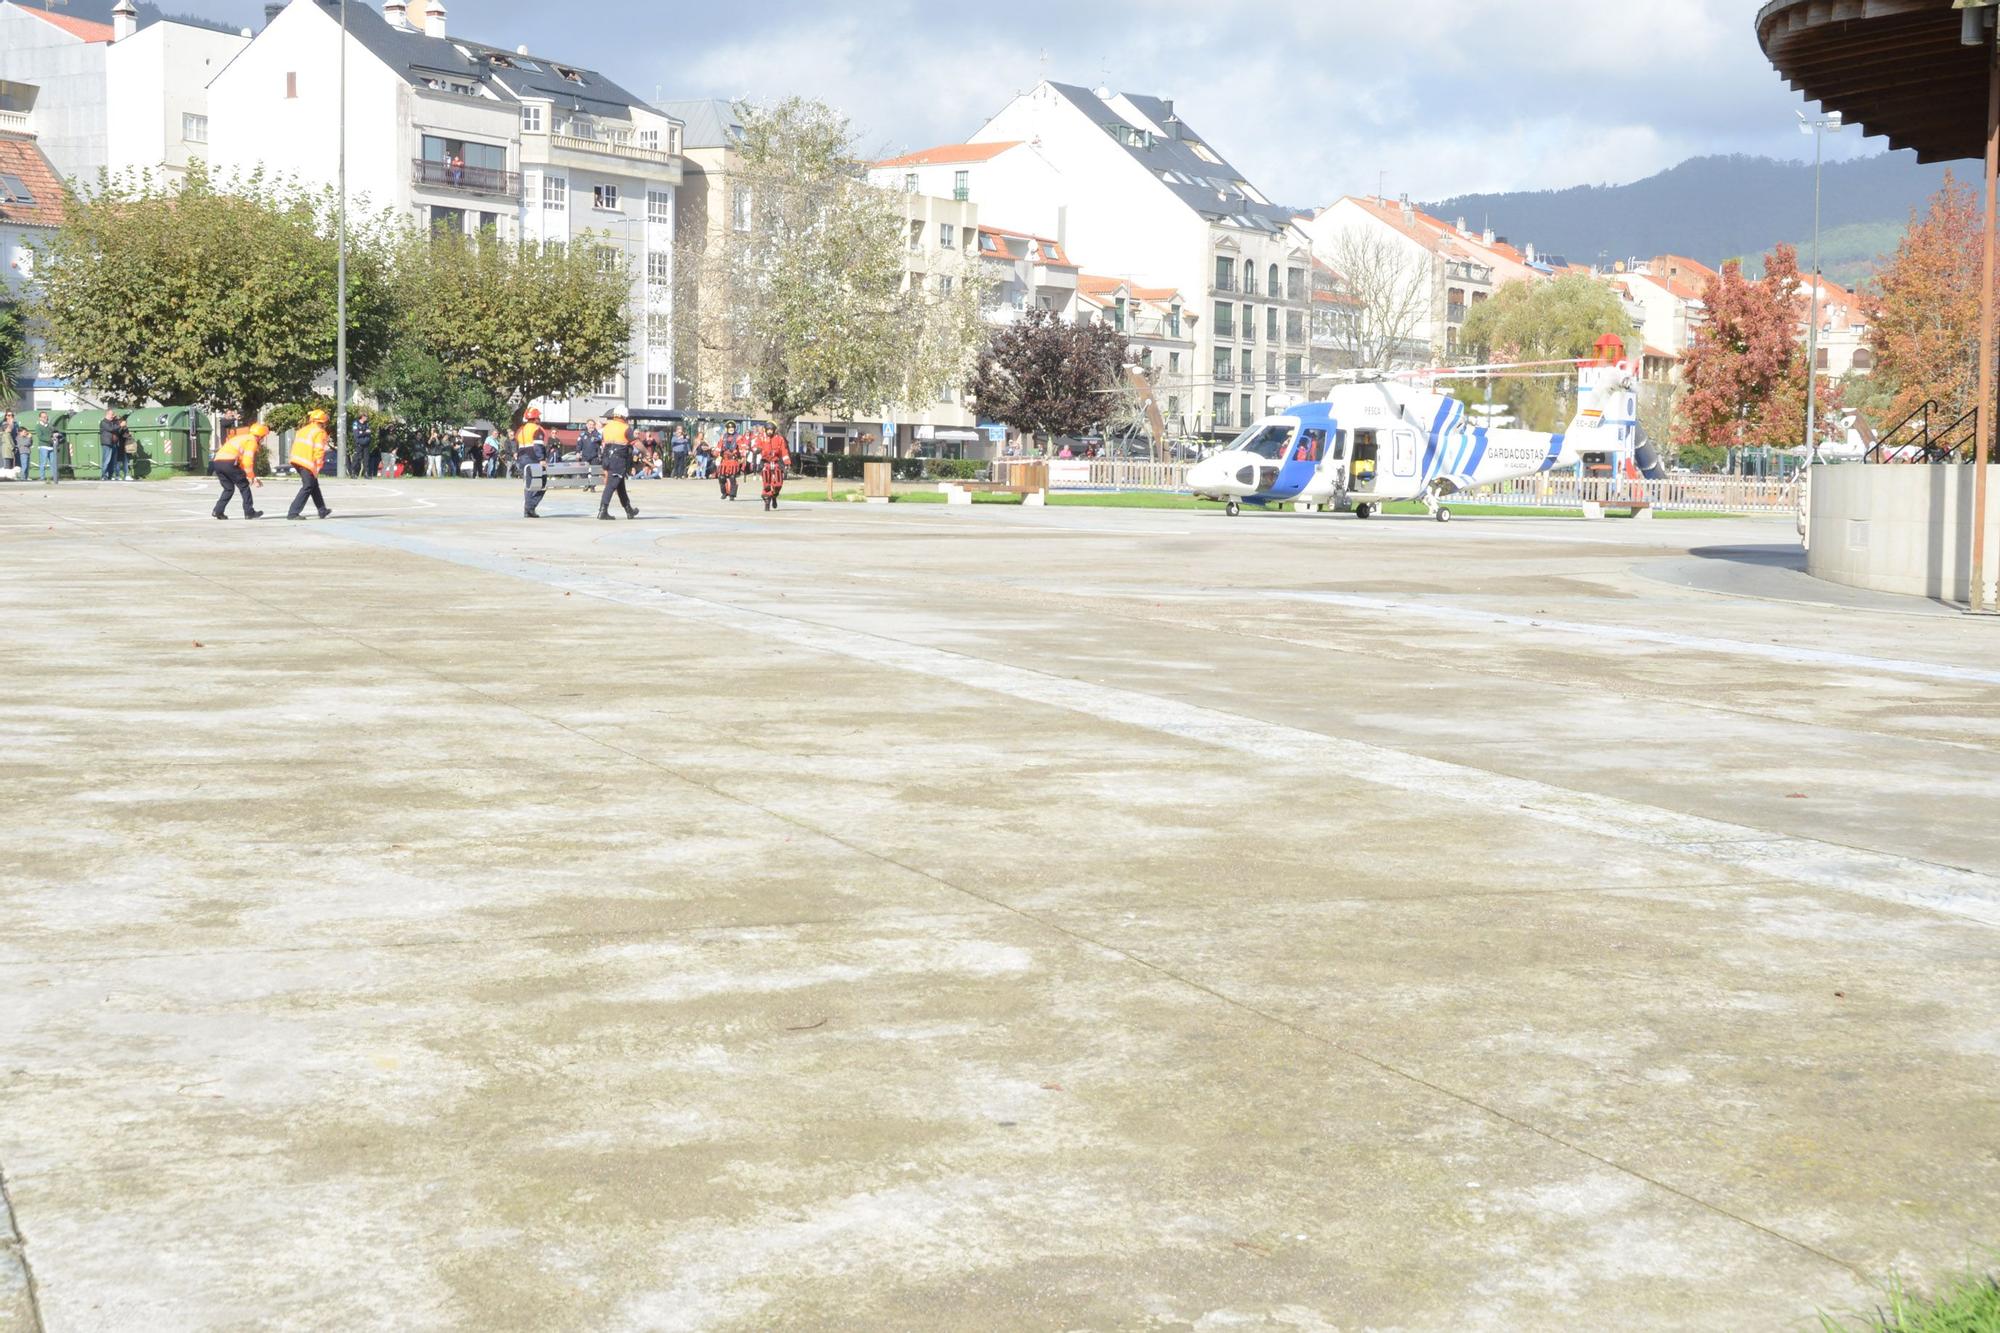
[0,7,107,186]
[1806,463,2000,605]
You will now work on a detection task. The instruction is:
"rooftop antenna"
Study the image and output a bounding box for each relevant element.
[1377,170,1385,202]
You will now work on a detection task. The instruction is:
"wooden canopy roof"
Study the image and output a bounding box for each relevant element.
[1757,0,1990,163]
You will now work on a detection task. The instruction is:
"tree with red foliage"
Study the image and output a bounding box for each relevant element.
[1676,243,1838,450]
[967,308,1129,452]
[1864,172,1984,427]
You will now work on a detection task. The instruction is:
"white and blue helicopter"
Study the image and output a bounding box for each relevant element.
[1185,340,1660,521]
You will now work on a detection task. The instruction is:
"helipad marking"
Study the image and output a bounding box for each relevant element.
[329,525,2000,929]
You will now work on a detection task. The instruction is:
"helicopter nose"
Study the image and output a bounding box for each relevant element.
[1189,455,1232,494]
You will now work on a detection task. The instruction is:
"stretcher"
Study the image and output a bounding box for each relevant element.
[523,462,600,493]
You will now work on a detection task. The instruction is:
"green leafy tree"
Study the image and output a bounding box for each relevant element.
[0,299,27,393]
[680,97,986,434]
[967,308,1129,449]
[393,231,628,425]
[1445,276,1636,433]
[362,339,508,438]
[31,165,394,418]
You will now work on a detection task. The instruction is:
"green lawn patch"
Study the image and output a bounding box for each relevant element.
[1821,1269,2000,1332]
[789,489,1761,520]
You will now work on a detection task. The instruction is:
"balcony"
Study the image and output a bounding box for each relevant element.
[1212,275,1238,294]
[1444,260,1491,285]
[1213,366,1235,384]
[1446,303,1468,324]
[411,158,521,199]
[0,108,28,135]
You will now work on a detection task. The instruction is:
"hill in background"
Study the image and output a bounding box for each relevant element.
[1425,152,1957,289]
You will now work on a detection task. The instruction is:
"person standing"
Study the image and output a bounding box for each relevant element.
[760,430,790,510]
[716,431,742,501]
[29,409,56,483]
[0,410,20,479]
[670,425,689,478]
[98,411,131,481]
[516,408,550,518]
[577,417,602,493]
[286,409,334,520]
[597,407,639,521]
[353,415,376,478]
[211,421,266,519]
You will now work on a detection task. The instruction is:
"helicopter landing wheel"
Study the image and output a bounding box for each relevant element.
[1226,501,1241,517]
[1354,502,1373,520]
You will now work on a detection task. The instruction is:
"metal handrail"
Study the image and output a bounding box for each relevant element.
[1864,397,1935,463]
[411,158,521,197]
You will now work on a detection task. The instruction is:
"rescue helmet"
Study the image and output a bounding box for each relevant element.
[607,405,628,420]
[523,407,542,422]
[249,422,270,438]
[307,408,330,424]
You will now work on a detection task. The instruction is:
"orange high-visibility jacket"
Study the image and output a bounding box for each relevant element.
[289,423,330,474]
[601,419,630,446]
[215,428,262,473]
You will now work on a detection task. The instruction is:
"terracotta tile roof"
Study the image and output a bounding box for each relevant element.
[874,141,1022,169]
[1076,273,1179,303]
[977,225,1075,268]
[20,7,113,41]
[1642,345,1678,360]
[0,136,66,228]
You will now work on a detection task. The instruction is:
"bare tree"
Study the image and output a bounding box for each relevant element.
[672,98,985,433]
[1319,227,1433,375]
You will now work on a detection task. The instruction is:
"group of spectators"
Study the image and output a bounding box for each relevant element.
[396,417,806,482]
[0,408,135,480]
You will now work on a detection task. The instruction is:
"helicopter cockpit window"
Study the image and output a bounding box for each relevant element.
[1293,429,1327,463]
[1234,424,1294,460]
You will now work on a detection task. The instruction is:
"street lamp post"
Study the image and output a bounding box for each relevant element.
[336,0,348,474]
[1798,109,1841,474]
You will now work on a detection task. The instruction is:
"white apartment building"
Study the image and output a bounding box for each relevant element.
[975,224,1078,324]
[1075,275,1195,432]
[0,0,245,188]
[884,189,981,454]
[885,82,1315,438]
[1300,196,1505,366]
[209,0,682,420]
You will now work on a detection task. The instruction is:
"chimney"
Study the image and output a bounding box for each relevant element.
[112,0,137,40]
[1455,216,1467,236]
[262,1,282,29]
[383,0,406,24]
[1482,226,1494,246]
[1525,242,1537,265]
[422,0,446,38]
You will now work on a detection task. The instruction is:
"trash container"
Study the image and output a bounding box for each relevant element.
[50,409,108,478]
[123,407,211,478]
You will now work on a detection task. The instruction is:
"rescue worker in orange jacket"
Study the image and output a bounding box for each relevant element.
[286,409,334,520]
[516,408,551,518]
[596,406,640,520]
[211,421,267,520]
[716,431,743,501]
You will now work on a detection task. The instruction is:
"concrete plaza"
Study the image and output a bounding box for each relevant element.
[2,475,1996,1331]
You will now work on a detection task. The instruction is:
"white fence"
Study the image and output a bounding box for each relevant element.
[1476,475,1797,514]
[1038,461,1794,514]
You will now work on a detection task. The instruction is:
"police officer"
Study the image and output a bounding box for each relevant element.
[286,409,334,519]
[577,417,602,493]
[211,421,267,519]
[597,407,640,521]
[516,408,550,518]
[353,414,377,477]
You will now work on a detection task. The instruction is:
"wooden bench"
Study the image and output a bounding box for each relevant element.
[1581,496,1653,520]
[937,480,1047,506]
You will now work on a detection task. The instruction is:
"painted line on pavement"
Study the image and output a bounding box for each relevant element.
[330,525,2000,928]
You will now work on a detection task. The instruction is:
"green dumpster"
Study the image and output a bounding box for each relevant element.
[48,409,107,478]
[123,407,212,478]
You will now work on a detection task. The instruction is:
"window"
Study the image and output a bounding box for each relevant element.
[1240,394,1251,426]
[1113,297,1126,333]
[1267,263,1279,295]
[1243,264,1257,295]
[182,113,208,144]
[937,274,953,295]
[908,219,922,251]
[939,222,954,248]
[553,65,586,85]
[1168,351,1180,374]
[1213,347,1232,383]
[639,128,659,151]
[1287,267,1306,301]
[646,372,671,407]
[521,104,543,133]
[428,206,465,236]
[285,72,297,99]
[1214,302,1234,338]
[1241,349,1253,382]
[646,251,670,285]
[542,174,567,210]
[904,172,918,193]
[731,187,751,232]
[1266,351,1278,383]
[1212,392,1231,428]
[1214,256,1235,292]
[478,211,498,237]
[1168,305,1181,337]
[1285,311,1304,343]
[937,382,954,405]
[595,245,620,273]
[1285,354,1303,386]
[647,189,671,225]
[596,372,621,398]
[1241,304,1255,341]
[1167,396,1179,421]
[1267,306,1279,342]
[1815,347,1829,370]
[1852,347,1876,371]
[593,183,619,212]
[953,169,968,202]
[648,312,672,346]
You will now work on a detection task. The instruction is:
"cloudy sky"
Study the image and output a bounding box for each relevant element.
[201,0,1884,202]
